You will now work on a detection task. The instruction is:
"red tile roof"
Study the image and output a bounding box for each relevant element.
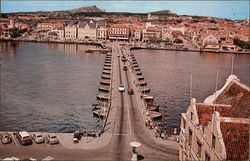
[220,122,249,160]
[111,24,128,28]
[196,104,231,126]
[213,81,250,118]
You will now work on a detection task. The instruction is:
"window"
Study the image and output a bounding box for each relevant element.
[188,129,193,145]
[190,112,193,120]
[205,152,210,161]
[212,134,216,148]
[197,138,202,157]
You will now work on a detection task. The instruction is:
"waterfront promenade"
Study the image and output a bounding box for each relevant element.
[0,43,179,160]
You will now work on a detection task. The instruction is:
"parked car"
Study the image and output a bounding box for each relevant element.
[128,88,134,95]
[46,134,59,145]
[0,133,12,144]
[32,133,45,144]
[118,85,125,92]
[16,131,32,145]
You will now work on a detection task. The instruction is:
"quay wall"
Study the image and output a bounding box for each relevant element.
[130,46,250,54]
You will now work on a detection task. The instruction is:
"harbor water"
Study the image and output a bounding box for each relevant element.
[0,42,249,133]
[132,49,249,131]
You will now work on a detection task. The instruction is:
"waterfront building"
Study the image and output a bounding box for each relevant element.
[108,24,130,41]
[78,20,97,40]
[65,24,77,40]
[0,19,17,38]
[78,20,106,41]
[142,26,161,42]
[97,27,108,41]
[53,27,65,39]
[179,75,249,161]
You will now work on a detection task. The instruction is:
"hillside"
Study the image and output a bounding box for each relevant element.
[67,5,105,13]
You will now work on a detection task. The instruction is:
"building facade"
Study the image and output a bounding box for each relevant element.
[108,24,130,41]
[96,27,108,41]
[78,20,97,40]
[64,25,77,39]
[179,75,249,161]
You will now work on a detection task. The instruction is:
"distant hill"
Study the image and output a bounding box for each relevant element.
[149,10,176,15]
[67,5,105,13]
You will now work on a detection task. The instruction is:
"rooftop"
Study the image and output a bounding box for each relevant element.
[220,122,249,160]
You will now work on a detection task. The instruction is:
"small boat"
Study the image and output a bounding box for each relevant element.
[149,111,162,119]
[92,103,109,110]
[140,87,150,93]
[138,80,147,86]
[101,74,111,79]
[100,79,110,85]
[93,108,108,119]
[103,66,111,70]
[136,71,142,75]
[133,64,139,68]
[146,102,158,111]
[143,95,154,101]
[103,70,111,74]
[98,85,110,92]
[137,75,144,80]
[97,93,110,101]
[133,61,137,65]
[104,64,111,67]
[105,58,112,61]
[105,61,111,64]
[134,67,140,71]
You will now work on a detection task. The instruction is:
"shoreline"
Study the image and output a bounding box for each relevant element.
[1,39,249,54]
[130,46,250,54]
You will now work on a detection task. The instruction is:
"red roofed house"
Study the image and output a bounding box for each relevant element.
[108,24,130,41]
[179,75,249,161]
[142,26,161,42]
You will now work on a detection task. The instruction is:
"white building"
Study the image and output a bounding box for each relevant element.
[179,75,249,161]
[65,24,77,40]
[97,27,108,41]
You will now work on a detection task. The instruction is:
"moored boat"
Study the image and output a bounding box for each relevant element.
[98,85,110,92]
[149,111,162,119]
[92,103,109,110]
[93,108,108,119]
[97,93,110,101]
[101,74,111,79]
[100,79,110,85]
[137,75,144,80]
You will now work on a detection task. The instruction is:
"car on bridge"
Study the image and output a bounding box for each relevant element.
[118,85,125,92]
[128,88,134,95]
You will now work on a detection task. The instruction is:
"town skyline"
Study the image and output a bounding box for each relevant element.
[2,0,249,20]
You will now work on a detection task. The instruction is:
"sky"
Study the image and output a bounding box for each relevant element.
[1,1,249,20]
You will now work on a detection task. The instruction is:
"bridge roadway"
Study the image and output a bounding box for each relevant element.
[0,44,178,160]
